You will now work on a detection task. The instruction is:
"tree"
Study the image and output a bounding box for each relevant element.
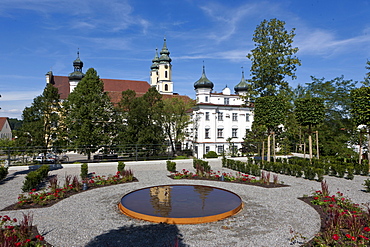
[253,96,286,161]
[247,18,301,97]
[17,83,62,152]
[350,86,370,166]
[117,87,166,154]
[64,68,114,160]
[161,97,195,156]
[294,97,325,160]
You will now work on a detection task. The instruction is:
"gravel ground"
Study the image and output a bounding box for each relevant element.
[1,158,370,247]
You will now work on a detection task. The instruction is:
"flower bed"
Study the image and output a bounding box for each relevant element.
[168,169,288,188]
[2,169,137,211]
[0,213,50,247]
[301,181,370,246]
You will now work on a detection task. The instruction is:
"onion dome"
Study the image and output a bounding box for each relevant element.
[159,38,172,63]
[194,65,214,89]
[68,51,84,80]
[151,48,159,70]
[234,70,249,93]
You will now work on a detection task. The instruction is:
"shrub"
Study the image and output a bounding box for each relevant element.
[117,161,125,173]
[346,166,354,180]
[166,160,176,172]
[80,164,88,180]
[363,178,370,192]
[0,166,8,181]
[22,165,49,192]
[203,151,218,158]
[193,158,211,172]
[315,168,325,182]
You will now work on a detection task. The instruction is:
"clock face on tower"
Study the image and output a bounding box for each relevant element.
[165,65,168,69]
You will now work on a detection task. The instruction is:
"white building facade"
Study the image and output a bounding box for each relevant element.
[185,67,254,158]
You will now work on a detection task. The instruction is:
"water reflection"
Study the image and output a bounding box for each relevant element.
[150,186,172,217]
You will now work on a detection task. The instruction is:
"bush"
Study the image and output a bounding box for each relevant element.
[80,164,88,180]
[346,166,354,180]
[22,165,49,192]
[166,160,176,172]
[363,179,370,192]
[203,151,218,158]
[0,166,8,181]
[117,161,125,173]
[315,168,325,182]
[193,158,210,172]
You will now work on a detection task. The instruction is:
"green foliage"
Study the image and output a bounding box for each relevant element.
[22,165,49,192]
[64,68,114,160]
[193,158,210,172]
[295,98,325,128]
[351,86,370,126]
[203,151,218,158]
[254,96,286,131]
[116,88,166,151]
[247,18,301,97]
[161,97,195,155]
[16,83,62,150]
[117,161,125,173]
[80,164,88,180]
[166,160,176,172]
[363,179,370,192]
[0,166,8,181]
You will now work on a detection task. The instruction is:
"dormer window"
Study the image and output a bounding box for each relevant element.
[205,96,208,102]
[224,98,229,105]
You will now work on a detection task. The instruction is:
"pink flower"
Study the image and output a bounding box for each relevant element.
[364,226,370,232]
[359,234,369,240]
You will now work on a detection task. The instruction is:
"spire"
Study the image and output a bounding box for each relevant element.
[234,66,249,93]
[194,63,214,90]
[69,50,84,80]
[151,48,160,70]
[159,37,172,63]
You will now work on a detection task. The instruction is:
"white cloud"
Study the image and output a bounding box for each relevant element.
[1,91,40,101]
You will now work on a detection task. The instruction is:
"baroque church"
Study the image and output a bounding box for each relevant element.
[46,38,254,157]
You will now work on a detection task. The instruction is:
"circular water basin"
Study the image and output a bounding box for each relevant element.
[118,184,243,224]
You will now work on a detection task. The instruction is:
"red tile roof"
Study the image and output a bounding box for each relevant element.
[0,117,8,130]
[51,75,151,102]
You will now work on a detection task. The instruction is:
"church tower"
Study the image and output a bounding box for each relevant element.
[68,51,84,93]
[150,38,173,94]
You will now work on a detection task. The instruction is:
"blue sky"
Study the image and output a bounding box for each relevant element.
[1,0,370,119]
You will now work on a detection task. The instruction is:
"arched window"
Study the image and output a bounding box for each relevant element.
[165,71,168,78]
[165,84,169,91]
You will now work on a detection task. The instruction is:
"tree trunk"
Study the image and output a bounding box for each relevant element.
[267,133,271,162]
[359,130,362,165]
[309,134,313,161]
[262,139,265,161]
[273,132,276,162]
[316,130,319,159]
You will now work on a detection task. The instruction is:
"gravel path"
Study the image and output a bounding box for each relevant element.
[1,158,369,247]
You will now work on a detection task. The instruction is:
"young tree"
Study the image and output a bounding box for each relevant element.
[247,18,301,97]
[350,86,370,166]
[17,83,62,152]
[253,96,286,162]
[161,97,195,156]
[294,97,325,160]
[64,68,114,160]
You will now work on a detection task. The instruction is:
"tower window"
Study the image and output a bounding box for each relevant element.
[165,71,168,78]
[246,113,250,122]
[165,84,168,91]
[205,96,208,102]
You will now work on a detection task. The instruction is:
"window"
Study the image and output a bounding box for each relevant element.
[217,128,223,138]
[164,84,168,91]
[205,96,208,102]
[205,128,210,139]
[232,128,238,138]
[205,112,210,121]
[232,113,238,121]
[224,98,229,105]
[165,71,168,78]
[246,113,250,122]
[206,146,210,153]
[217,112,223,121]
[217,145,224,154]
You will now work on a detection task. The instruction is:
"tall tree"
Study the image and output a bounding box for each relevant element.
[253,96,286,161]
[64,68,114,160]
[161,97,195,155]
[17,83,62,152]
[117,87,166,152]
[294,97,325,160]
[247,18,301,97]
